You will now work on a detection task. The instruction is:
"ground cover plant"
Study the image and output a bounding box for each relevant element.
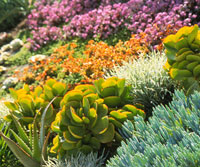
[27,0,200,50]
[13,33,149,86]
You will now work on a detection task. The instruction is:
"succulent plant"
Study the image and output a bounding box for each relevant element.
[94,77,131,108]
[51,77,145,156]
[4,79,68,125]
[0,98,54,167]
[51,86,114,155]
[163,25,200,94]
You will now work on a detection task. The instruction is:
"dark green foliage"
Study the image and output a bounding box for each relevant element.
[0,0,35,32]
[107,90,200,167]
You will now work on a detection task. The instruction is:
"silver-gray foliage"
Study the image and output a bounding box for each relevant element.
[105,51,177,109]
[107,90,200,167]
[44,152,105,167]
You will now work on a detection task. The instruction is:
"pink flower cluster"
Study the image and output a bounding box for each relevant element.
[27,0,200,50]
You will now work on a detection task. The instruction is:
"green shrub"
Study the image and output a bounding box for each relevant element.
[107,90,200,167]
[105,51,177,116]
[163,25,200,95]
[51,77,145,156]
[43,152,105,167]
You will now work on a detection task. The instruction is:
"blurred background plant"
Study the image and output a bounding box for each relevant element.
[0,0,35,32]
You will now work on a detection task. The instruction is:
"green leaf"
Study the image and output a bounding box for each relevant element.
[44,85,54,101]
[32,116,41,162]
[88,108,97,128]
[21,117,34,123]
[52,82,66,96]
[101,87,116,97]
[23,84,30,92]
[40,97,57,152]
[85,93,98,104]
[63,90,83,103]
[83,97,90,117]
[110,110,127,122]
[117,79,125,96]
[4,102,18,111]
[95,123,115,143]
[18,98,34,116]
[0,131,40,167]
[68,126,85,139]
[10,129,32,156]
[63,130,79,144]
[104,96,121,108]
[97,104,108,118]
[9,88,18,100]
[62,141,76,151]
[79,145,93,154]
[94,78,104,96]
[92,116,109,134]
[10,113,30,147]
[188,25,198,43]
[34,86,43,97]
[46,79,56,88]
[70,107,83,124]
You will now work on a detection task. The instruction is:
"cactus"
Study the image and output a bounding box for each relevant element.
[4,79,68,125]
[0,98,55,167]
[163,25,200,94]
[51,77,145,155]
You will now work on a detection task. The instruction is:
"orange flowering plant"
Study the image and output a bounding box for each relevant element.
[13,34,149,87]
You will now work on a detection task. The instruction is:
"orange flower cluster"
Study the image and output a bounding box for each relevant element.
[14,34,149,86]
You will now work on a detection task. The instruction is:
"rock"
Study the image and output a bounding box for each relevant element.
[10,39,24,51]
[1,44,11,52]
[2,77,18,90]
[0,66,7,74]
[28,54,46,63]
[1,52,11,57]
[0,32,13,47]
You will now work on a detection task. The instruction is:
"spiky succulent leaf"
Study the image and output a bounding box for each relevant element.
[10,129,32,156]
[0,131,40,167]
